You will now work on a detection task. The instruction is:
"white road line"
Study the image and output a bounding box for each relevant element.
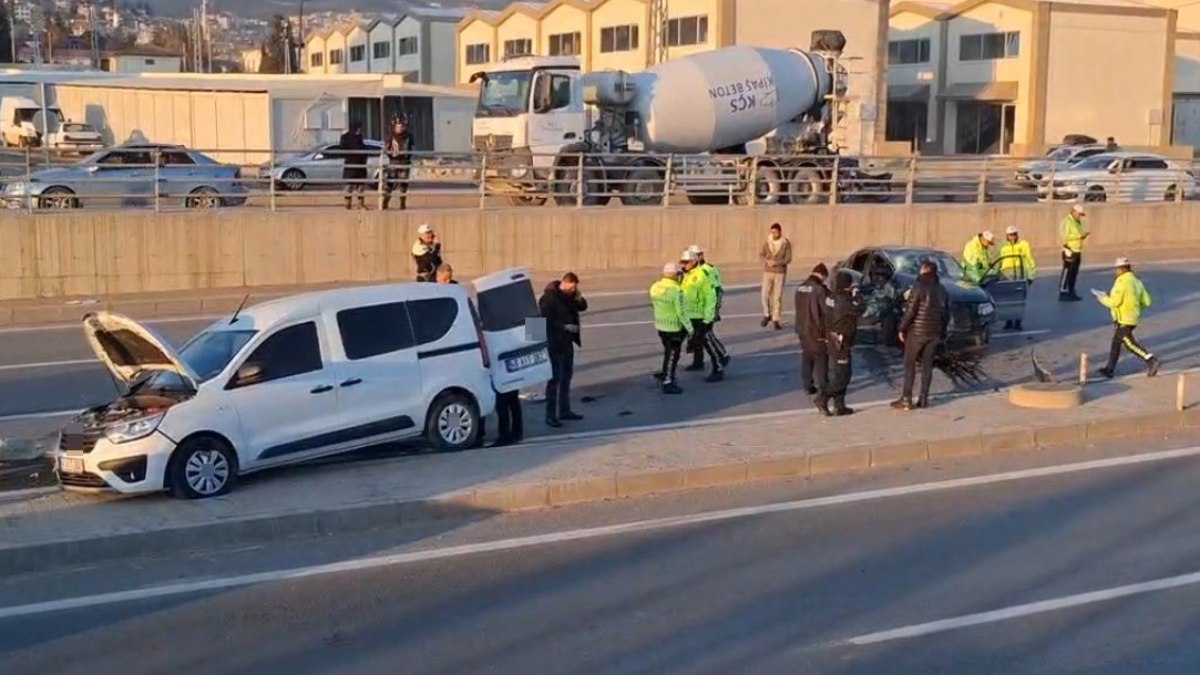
[0,409,79,423]
[840,569,1200,647]
[0,358,96,372]
[3,444,1200,621]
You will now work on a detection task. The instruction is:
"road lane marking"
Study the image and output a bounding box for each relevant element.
[839,569,1200,647]
[3,444,1200,620]
[0,359,96,372]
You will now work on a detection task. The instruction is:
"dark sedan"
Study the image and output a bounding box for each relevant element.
[834,246,1028,349]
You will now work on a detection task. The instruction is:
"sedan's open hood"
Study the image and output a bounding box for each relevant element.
[82,312,199,389]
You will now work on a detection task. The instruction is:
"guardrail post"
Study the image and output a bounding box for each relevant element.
[829,155,841,204]
[268,150,277,212]
[663,153,673,207]
[478,153,488,209]
[23,147,32,213]
[1046,162,1056,203]
[576,153,584,208]
[977,156,989,204]
[153,149,161,214]
[376,150,386,211]
[905,156,916,205]
[747,156,758,207]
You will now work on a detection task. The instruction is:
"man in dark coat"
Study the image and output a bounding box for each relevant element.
[816,270,864,417]
[794,263,830,399]
[538,272,588,427]
[382,116,414,210]
[338,124,368,210]
[892,260,950,411]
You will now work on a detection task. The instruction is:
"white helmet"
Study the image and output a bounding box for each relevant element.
[680,249,698,262]
[687,244,704,256]
[662,262,680,276]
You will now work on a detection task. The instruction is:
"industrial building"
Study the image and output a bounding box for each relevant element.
[455,0,890,156]
[302,7,464,86]
[0,71,475,164]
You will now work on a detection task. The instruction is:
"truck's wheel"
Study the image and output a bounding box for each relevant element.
[786,167,824,204]
[619,166,665,206]
[553,163,608,207]
[737,165,784,205]
[507,195,547,206]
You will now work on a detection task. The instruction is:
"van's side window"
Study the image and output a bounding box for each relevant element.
[242,322,323,383]
[337,302,417,360]
[409,298,459,345]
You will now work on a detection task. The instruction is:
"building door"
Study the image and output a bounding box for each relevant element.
[955,102,1004,154]
[886,101,928,152]
[1001,104,1016,155]
[1172,95,1200,151]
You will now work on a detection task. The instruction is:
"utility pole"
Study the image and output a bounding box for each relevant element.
[648,0,668,66]
[89,2,99,69]
[8,0,17,63]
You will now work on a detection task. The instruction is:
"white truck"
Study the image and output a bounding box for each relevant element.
[0,96,103,152]
[468,30,890,206]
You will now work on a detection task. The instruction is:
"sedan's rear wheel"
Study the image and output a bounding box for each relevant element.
[38,186,76,209]
[280,168,306,191]
[186,187,222,209]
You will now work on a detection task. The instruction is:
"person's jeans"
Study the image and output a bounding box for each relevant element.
[901,337,939,401]
[761,271,786,321]
[545,347,575,419]
[496,390,523,441]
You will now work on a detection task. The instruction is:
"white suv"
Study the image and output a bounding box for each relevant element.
[1037,151,1197,203]
[55,271,552,498]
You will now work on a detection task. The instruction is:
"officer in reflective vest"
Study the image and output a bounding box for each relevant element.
[999,225,1036,331]
[1096,257,1160,378]
[1060,203,1088,301]
[686,244,730,371]
[650,262,692,394]
[681,249,724,382]
[962,230,996,283]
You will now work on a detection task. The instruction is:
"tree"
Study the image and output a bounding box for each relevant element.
[0,3,12,63]
[258,15,296,74]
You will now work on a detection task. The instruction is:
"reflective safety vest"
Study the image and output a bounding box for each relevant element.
[1062,215,1087,253]
[999,239,1036,279]
[700,261,724,307]
[682,267,716,322]
[650,277,692,333]
[962,236,993,282]
[1101,271,1152,326]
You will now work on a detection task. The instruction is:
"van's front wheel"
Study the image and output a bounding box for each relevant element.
[168,436,238,499]
[427,392,480,452]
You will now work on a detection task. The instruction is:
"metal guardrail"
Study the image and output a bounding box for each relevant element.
[0,146,1195,213]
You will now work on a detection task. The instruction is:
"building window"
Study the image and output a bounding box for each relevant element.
[549,31,581,56]
[666,15,708,47]
[398,36,419,56]
[599,24,639,53]
[373,41,390,59]
[885,101,928,150]
[959,31,1019,61]
[329,48,344,65]
[887,38,930,65]
[311,52,324,67]
[349,45,365,63]
[465,43,490,65]
[503,38,533,59]
[144,58,156,65]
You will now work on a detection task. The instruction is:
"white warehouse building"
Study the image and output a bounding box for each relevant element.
[303,7,465,86]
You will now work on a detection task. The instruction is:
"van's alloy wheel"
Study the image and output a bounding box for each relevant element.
[169,437,238,499]
[438,402,473,445]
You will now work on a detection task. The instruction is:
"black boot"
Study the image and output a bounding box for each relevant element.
[1148,357,1161,377]
[833,398,855,416]
[381,196,391,210]
[705,370,724,383]
[653,372,666,381]
[814,395,832,417]
[561,412,584,421]
[1014,320,1024,331]
[399,196,407,210]
[545,416,562,428]
[1003,320,1013,330]
[685,360,705,372]
[890,397,913,411]
[916,395,930,409]
[662,382,683,395]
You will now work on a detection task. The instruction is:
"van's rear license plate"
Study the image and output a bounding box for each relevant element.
[505,350,548,372]
[60,457,84,474]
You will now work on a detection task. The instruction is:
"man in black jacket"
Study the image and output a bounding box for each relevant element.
[817,271,864,417]
[412,224,442,282]
[539,272,588,427]
[338,124,368,210]
[892,260,950,411]
[382,116,414,210]
[794,263,830,398]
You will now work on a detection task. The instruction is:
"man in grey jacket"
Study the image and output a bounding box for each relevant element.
[759,223,793,330]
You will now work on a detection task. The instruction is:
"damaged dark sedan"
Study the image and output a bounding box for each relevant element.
[834,246,1029,349]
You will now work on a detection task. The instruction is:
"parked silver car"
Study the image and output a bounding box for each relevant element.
[3,143,249,210]
[258,140,385,191]
[1036,151,1198,203]
[1013,144,1110,187]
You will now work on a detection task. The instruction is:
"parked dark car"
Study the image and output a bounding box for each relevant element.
[834,246,1028,348]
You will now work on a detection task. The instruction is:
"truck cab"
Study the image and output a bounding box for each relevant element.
[469,56,586,204]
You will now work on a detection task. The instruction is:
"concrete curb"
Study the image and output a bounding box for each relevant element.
[2,406,1199,576]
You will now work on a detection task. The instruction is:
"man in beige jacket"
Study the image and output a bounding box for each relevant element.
[759,222,793,330]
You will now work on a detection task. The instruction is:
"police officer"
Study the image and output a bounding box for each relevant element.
[685,244,731,371]
[681,249,724,382]
[817,270,864,417]
[1097,257,1160,378]
[999,225,1036,330]
[962,230,996,283]
[1060,203,1088,301]
[650,262,692,395]
[794,263,830,397]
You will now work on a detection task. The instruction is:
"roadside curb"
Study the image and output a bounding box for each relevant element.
[3,406,1198,576]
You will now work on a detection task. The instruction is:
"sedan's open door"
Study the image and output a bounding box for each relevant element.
[980,256,1030,325]
[472,267,553,394]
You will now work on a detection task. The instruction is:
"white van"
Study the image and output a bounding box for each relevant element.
[54,273,551,499]
[0,96,102,151]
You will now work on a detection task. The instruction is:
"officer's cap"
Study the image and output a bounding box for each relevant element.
[662,262,680,276]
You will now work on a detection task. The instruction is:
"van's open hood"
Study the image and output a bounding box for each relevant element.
[82,312,199,389]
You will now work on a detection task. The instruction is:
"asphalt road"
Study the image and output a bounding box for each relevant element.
[3,257,1200,442]
[3,438,1200,674]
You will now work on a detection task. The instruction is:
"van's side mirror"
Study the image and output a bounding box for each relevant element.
[1108,164,1120,174]
[233,363,265,387]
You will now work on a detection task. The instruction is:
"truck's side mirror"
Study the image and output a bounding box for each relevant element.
[468,71,488,85]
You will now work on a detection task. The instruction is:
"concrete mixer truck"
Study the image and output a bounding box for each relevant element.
[468,30,889,206]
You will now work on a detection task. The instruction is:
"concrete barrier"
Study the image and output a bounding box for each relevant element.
[0,203,1191,301]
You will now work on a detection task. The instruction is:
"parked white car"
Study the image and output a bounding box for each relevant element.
[258,140,386,191]
[1013,144,1110,187]
[54,271,552,498]
[1036,152,1198,203]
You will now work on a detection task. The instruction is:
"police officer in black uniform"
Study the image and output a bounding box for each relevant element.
[794,263,830,398]
[817,270,865,417]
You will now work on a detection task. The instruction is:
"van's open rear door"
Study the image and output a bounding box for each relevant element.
[472,268,553,394]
